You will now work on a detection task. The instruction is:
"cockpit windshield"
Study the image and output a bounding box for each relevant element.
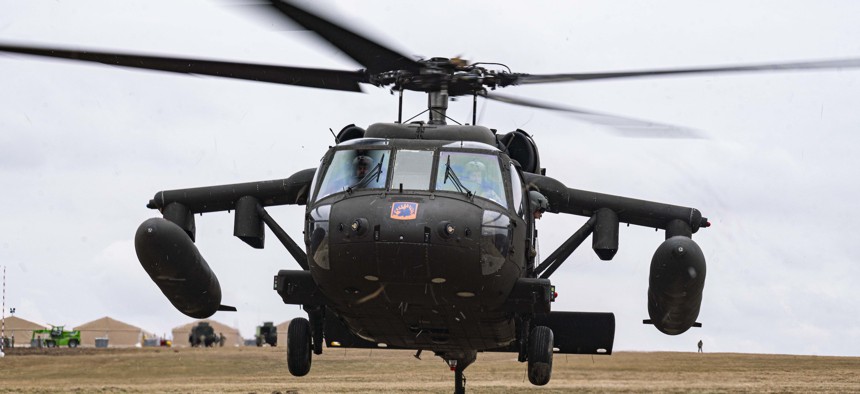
[316,149,389,200]
[390,150,434,190]
[436,152,507,208]
[314,147,508,209]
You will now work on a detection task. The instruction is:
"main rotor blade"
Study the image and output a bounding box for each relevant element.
[266,0,422,74]
[506,58,860,86]
[0,42,367,92]
[482,92,703,139]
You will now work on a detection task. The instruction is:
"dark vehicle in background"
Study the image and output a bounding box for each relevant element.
[189,322,223,347]
[255,322,278,347]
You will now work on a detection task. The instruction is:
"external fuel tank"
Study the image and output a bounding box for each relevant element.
[647,236,706,335]
[135,217,224,318]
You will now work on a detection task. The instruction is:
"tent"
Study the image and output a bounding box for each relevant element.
[74,316,152,348]
[1,315,48,347]
[172,319,242,347]
[276,320,292,347]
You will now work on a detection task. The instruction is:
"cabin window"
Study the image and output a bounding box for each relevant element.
[390,150,434,190]
[436,152,508,208]
[316,149,389,200]
[308,205,331,270]
[481,210,511,274]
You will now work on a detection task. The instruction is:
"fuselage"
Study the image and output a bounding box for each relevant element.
[303,125,530,352]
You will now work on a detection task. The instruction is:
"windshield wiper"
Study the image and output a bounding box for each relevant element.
[348,154,385,191]
[443,155,472,198]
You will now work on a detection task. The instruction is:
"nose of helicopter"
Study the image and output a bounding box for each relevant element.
[310,194,511,307]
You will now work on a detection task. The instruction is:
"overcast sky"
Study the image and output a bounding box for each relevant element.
[1,0,859,357]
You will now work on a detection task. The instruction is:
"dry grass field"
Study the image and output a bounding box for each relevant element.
[2,346,858,393]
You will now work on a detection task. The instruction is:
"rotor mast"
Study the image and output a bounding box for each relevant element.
[428,89,449,125]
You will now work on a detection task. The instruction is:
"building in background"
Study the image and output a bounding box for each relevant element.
[74,316,152,347]
[1,315,48,347]
[276,320,292,348]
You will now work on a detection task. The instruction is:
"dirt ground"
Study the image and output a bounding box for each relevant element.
[2,346,859,393]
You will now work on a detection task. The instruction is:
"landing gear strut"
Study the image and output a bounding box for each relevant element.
[454,365,467,394]
[440,350,476,394]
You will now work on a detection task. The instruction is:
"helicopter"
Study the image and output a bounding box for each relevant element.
[3,1,860,393]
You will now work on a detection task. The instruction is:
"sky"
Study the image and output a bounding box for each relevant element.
[1,0,859,357]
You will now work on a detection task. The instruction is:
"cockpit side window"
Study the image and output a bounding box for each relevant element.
[436,151,508,209]
[316,149,389,200]
[390,150,434,190]
[307,157,324,205]
[509,162,524,218]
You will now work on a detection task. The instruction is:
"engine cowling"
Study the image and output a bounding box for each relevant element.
[497,129,541,174]
[647,236,706,335]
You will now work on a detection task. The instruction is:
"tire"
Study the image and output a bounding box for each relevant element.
[68,340,79,348]
[527,326,554,386]
[287,318,312,376]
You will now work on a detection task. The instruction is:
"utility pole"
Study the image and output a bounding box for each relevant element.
[1,265,6,357]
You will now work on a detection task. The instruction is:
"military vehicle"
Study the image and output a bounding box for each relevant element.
[188,322,220,347]
[256,322,278,347]
[31,325,81,348]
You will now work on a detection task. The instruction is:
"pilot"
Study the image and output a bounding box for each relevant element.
[529,190,549,219]
[464,160,485,182]
[528,190,549,259]
[464,160,502,203]
[354,155,373,179]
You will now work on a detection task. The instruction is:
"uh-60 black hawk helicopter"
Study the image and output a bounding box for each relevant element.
[4,1,860,392]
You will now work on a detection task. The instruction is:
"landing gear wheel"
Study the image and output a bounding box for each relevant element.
[527,325,554,386]
[287,318,312,376]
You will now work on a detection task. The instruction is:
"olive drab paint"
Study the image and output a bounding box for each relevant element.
[21,1,835,391]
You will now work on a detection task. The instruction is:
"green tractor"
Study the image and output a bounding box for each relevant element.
[32,325,81,348]
[255,322,277,347]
